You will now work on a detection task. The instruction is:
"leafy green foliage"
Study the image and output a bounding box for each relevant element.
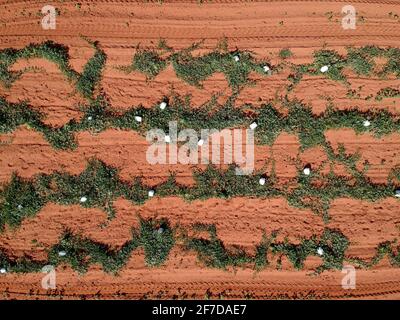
[120,41,269,91]
[188,165,279,200]
[312,49,347,82]
[0,217,172,274]
[0,222,399,275]
[36,159,124,219]
[118,48,167,79]
[48,230,139,274]
[287,45,400,90]
[0,174,45,230]
[0,249,42,273]
[256,99,400,149]
[2,94,400,151]
[1,41,400,277]
[0,97,44,133]
[171,50,266,90]
[349,240,400,269]
[382,47,400,77]
[271,228,349,273]
[2,40,400,97]
[139,218,174,267]
[185,224,255,269]
[272,237,318,270]
[0,48,24,88]
[279,48,293,59]
[254,231,278,270]
[1,140,399,229]
[76,40,107,99]
[346,47,375,76]
[0,39,106,99]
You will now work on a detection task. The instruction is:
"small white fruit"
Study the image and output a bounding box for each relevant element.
[249,122,258,130]
[303,166,311,176]
[148,189,155,197]
[320,65,329,73]
[233,55,240,62]
[87,116,93,121]
[263,65,270,72]
[363,120,371,127]
[317,247,324,256]
[164,135,171,143]
[17,204,23,210]
[157,227,164,234]
[58,251,67,257]
[134,116,142,123]
[197,139,204,146]
[0,268,7,274]
[159,102,167,110]
[259,177,266,185]
[395,189,400,198]
[80,196,87,203]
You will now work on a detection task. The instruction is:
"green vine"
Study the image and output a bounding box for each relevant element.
[1,94,399,151]
[286,45,400,91]
[1,156,399,230]
[119,40,400,92]
[1,220,399,275]
[0,38,106,100]
[2,39,400,97]
[117,39,270,91]
[1,39,400,278]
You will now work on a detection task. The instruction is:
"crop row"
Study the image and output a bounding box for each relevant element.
[1,94,400,150]
[1,152,399,229]
[0,38,265,95]
[0,218,399,275]
[2,39,400,96]
[123,40,400,93]
[286,45,400,91]
[0,38,106,99]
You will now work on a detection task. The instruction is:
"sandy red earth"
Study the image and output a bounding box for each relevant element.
[1,0,400,300]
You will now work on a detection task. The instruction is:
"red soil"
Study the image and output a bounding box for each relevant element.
[1,0,400,299]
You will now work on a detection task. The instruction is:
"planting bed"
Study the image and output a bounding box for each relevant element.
[1,0,400,299]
